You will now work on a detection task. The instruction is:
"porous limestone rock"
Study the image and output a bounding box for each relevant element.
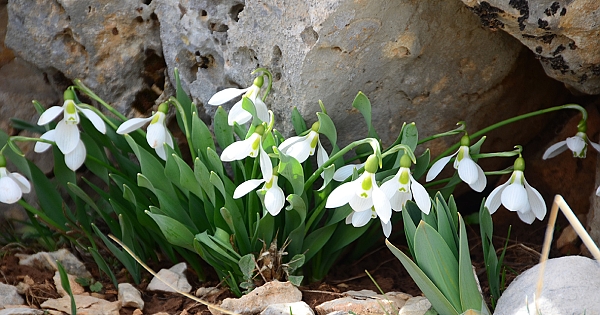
[147,262,192,293]
[118,283,144,310]
[0,308,44,315]
[460,0,600,95]
[261,302,314,315]
[5,0,164,114]
[53,271,86,297]
[494,256,600,315]
[155,0,567,153]
[41,295,120,315]
[315,290,410,315]
[16,248,91,278]
[210,281,302,315]
[399,296,432,315]
[0,283,24,308]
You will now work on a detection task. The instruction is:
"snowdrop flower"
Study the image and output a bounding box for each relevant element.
[208,75,269,125]
[333,162,365,182]
[326,155,391,225]
[0,155,31,204]
[233,167,285,216]
[542,125,600,159]
[37,89,106,156]
[34,130,87,171]
[279,122,328,164]
[426,135,486,192]
[221,125,273,180]
[485,157,546,224]
[381,154,431,214]
[346,207,392,237]
[116,103,174,160]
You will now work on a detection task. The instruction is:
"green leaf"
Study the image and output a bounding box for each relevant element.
[458,214,484,311]
[145,211,195,251]
[88,247,118,288]
[277,148,304,195]
[56,261,77,315]
[239,254,255,279]
[191,111,215,158]
[413,149,431,180]
[351,92,379,139]
[386,240,459,315]
[414,221,461,310]
[124,134,175,196]
[317,112,337,146]
[214,106,234,149]
[288,275,303,287]
[194,158,216,205]
[291,107,307,135]
[206,147,225,180]
[435,197,458,260]
[173,154,203,198]
[401,122,419,152]
[67,183,119,233]
[302,225,336,262]
[402,201,419,258]
[91,224,141,284]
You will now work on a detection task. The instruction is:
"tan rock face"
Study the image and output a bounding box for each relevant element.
[460,0,600,95]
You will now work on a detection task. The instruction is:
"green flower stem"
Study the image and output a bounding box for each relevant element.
[303,138,378,193]
[3,137,53,157]
[73,80,128,121]
[169,97,197,161]
[430,104,587,165]
[252,68,273,102]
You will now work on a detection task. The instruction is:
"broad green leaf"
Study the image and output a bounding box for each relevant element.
[214,107,234,149]
[67,183,119,233]
[302,225,336,262]
[435,197,458,260]
[194,158,216,205]
[386,240,459,315]
[291,107,307,135]
[191,110,215,158]
[414,221,461,310]
[56,261,76,315]
[88,247,118,288]
[173,154,203,198]
[401,122,419,152]
[206,147,225,180]
[402,202,419,258]
[124,134,175,196]
[317,112,337,146]
[91,224,141,284]
[146,211,195,251]
[351,91,379,138]
[164,153,185,195]
[458,214,484,311]
[413,149,431,180]
[277,149,304,195]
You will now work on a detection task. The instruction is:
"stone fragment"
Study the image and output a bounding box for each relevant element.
[16,249,91,278]
[398,296,432,315]
[210,281,302,315]
[52,271,86,297]
[118,283,144,310]
[495,256,600,315]
[260,302,314,315]
[41,295,120,315]
[459,0,600,94]
[316,295,399,315]
[147,262,192,293]
[0,283,24,307]
[196,286,221,298]
[132,309,143,315]
[0,308,44,315]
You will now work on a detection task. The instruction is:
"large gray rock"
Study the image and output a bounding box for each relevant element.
[5,0,164,114]
[156,0,567,152]
[460,0,600,95]
[494,256,600,315]
[0,283,24,308]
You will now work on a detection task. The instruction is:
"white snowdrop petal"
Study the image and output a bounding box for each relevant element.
[501,183,528,212]
[524,179,547,220]
[221,137,254,161]
[9,172,31,194]
[208,88,248,105]
[345,213,353,225]
[227,100,252,126]
[351,210,372,228]
[426,155,453,182]
[380,175,399,199]
[469,163,487,193]
[389,190,411,212]
[55,120,80,154]
[410,176,431,214]
[35,130,56,153]
[590,141,600,153]
[259,146,273,181]
[326,182,355,208]
[566,136,586,155]
[349,193,374,212]
[517,209,536,224]
[254,97,270,123]
[154,144,167,160]
[116,116,152,134]
[316,140,329,168]
[64,140,87,171]
[79,107,106,134]
[264,184,285,216]
[333,163,364,181]
[146,122,167,149]
[283,137,312,163]
[372,187,391,224]
[37,106,63,125]
[381,220,392,238]
[278,136,303,153]
[0,176,22,204]
[542,141,568,160]
[233,179,265,199]
[485,182,508,214]
[458,158,479,185]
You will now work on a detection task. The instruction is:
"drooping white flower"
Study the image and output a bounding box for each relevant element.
[220,125,273,180]
[346,207,392,237]
[279,121,330,178]
[0,156,31,204]
[326,155,391,225]
[426,135,486,192]
[37,90,106,155]
[233,169,285,216]
[208,75,269,125]
[543,131,600,159]
[485,157,546,224]
[116,103,174,160]
[333,162,366,182]
[381,154,431,214]
[34,129,87,171]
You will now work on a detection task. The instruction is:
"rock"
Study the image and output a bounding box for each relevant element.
[260,302,314,315]
[0,283,24,307]
[5,0,164,115]
[459,0,600,95]
[495,256,600,315]
[398,296,432,315]
[196,286,221,298]
[0,308,44,315]
[41,295,120,315]
[147,262,192,293]
[53,271,86,297]
[211,281,302,315]
[118,283,144,310]
[16,249,91,278]
[156,0,566,155]
[315,290,410,315]
[556,225,580,254]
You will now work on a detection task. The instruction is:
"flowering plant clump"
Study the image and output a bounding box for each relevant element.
[0,65,596,312]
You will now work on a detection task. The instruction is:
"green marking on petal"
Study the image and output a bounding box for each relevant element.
[399,168,410,185]
[361,174,373,191]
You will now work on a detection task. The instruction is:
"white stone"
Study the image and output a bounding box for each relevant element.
[0,308,44,315]
[0,283,24,307]
[147,262,192,293]
[316,291,409,315]
[210,281,302,315]
[494,256,600,315]
[41,295,120,315]
[16,249,91,278]
[399,296,432,315]
[118,283,144,310]
[53,271,86,297]
[261,301,314,315]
